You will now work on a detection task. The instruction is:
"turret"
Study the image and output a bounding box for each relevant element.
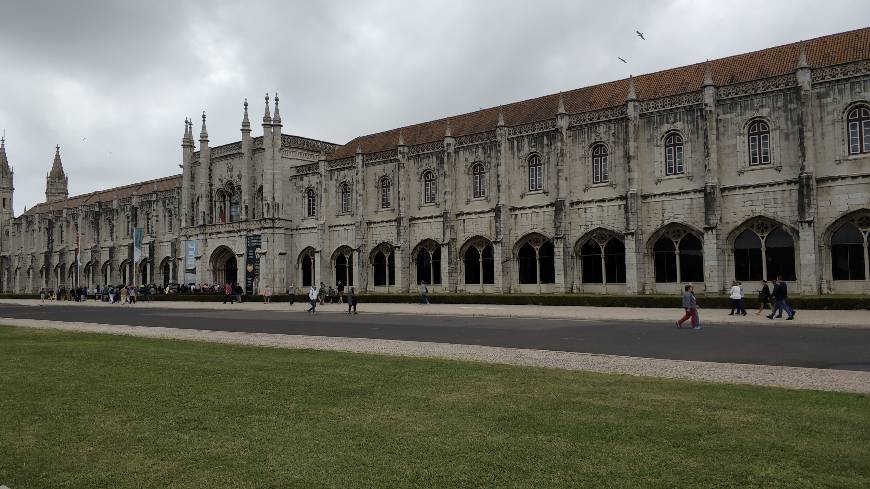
[181,118,194,227]
[0,135,14,220]
[46,145,69,203]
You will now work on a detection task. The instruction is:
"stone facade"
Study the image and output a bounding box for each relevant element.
[1,29,869,296]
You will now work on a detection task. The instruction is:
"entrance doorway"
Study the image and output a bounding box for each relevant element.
[210,246,239,285]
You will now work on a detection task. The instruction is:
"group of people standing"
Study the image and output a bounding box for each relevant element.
[306,283,357,314]
[677,276,796,329]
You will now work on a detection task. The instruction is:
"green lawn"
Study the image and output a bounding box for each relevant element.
[0,326,868,489]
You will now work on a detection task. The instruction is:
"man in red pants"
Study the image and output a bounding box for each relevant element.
[676,284,700,329]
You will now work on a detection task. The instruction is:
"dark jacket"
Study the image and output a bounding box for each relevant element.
[772,281,788,301]
[759,284,771,300]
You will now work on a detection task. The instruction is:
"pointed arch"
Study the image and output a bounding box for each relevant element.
[728,216,797,282]
[826,209,870,283]
[647,223,705,284]
[370,242,395,287]
[298,247,317,287]
[460,236,495,286]
[514,232,555,285]
[412,239,441,285]
[331,245,354,287]
[574,228,625,285]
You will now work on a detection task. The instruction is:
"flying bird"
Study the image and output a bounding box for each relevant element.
[81,137,87,142]
[618,57,627,63]
[636,30,645,40]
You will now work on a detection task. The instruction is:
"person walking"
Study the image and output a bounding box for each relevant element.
[120,285,129,304]
[318,282,326,305]
[307,284,319,314]
[287,284,295,306]
[336,281,344,304]
[728,280,741,315]
[347,286,357,314]
[419,281,429,305]
[129,286,138,305]
[39,287,46,303]
[756,279,771,315]
[767,277,796,320]
[223,282,234,304]
[676,284,700,329]
[264,285,273,304]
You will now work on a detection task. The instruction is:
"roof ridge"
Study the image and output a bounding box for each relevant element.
[328,26,868,159]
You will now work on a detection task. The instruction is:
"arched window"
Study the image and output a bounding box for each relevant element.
[372,245,395,286]
[664,133,684,175]
[305,188,317,217]
[229,191,241,222]
[334,247,354,286]
[254,187,263,219]
[300,252,315,287]
[380,177,392,208]
[748,120,771,165]
[578,233,625,284]
[516,235,556,285]
[422,171,437,204]
[463,238,495,285]
[339,182,351,214]
[733,222,796,281]
[528,154,543,191]
[415,243,441,285]
[471,163,486,199]
[831,222,867,280]
[653,231,704,283]
[591,144,608,184]
[215,190,228,223]
[847,105,870,155]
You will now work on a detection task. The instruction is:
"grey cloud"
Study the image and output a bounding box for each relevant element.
[0,0,868,214]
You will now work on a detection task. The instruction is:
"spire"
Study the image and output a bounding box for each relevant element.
[46,145,69,203]
[497,108,505,127]
[626,75,637,101]
[182,117,193,146]
[796,42,809,70]
[702,60,714,87]
[199,111,209,140]
[272,92,281,125]
[556,92,567,115]
[263,92,272,124]
[50,145,64,176]
[444,119,452,138]
[241,98,250,130]
[0,132,8,171]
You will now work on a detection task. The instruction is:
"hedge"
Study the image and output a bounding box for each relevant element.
[2,292,868,310]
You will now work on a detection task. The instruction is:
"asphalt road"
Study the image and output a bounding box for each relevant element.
[1,303,868,371]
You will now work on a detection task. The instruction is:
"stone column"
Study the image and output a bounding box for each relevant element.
[623,231,641,294]
[798,221,819,294]
[440,242,450,291]
[703,227,722,293]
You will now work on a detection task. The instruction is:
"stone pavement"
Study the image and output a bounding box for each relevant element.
[1,298,868,328]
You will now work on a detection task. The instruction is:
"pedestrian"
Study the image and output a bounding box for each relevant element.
[336,281,344,304]
[234,283,244,303]
[223,282,234,304]
[756,279,771,315]
[307,284,319,314]
[419,281,429,305]
[264,285,273,304]
[676,284,700,329]
[39,287,46,302]
[287,284,295,306]
[129,286,138,305]
[767,276,796,320]
[120,285,128,304]
[728,280,742,315]
[347,286,357,314]
[318,282,325,305]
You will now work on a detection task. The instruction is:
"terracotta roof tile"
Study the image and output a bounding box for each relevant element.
[23,174,181,216]
[328,27,870,160]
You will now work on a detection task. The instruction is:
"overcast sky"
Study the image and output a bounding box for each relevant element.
[0,0,867,215]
